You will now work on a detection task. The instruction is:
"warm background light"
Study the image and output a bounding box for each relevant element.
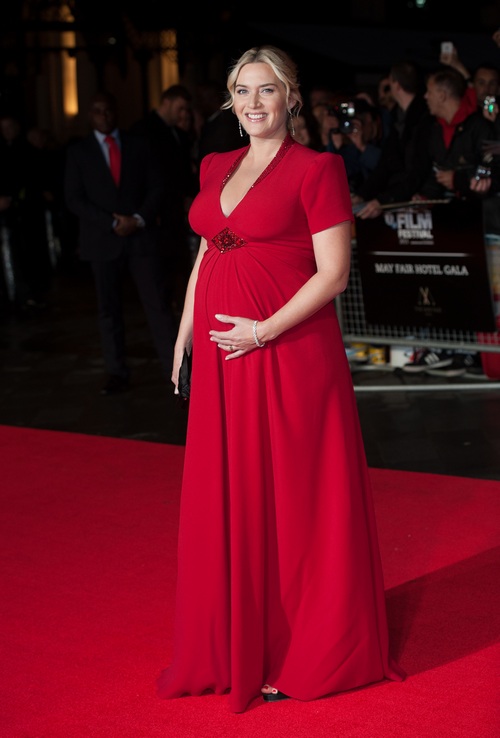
[61,30,78,117]
[160,29,178,90]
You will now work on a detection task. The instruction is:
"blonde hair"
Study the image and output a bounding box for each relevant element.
[221,45,303,118]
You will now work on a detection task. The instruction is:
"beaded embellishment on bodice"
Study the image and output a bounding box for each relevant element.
[212,227,247,253]
[213,134,295,253]
[220,133,296,194]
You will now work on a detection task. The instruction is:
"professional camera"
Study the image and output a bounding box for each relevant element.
[328,101,356,135]
[483,96,496,114]
[474,163,492,180]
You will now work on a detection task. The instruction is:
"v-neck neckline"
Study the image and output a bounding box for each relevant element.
[219,134,295,218]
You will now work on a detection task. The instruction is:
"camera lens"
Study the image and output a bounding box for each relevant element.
[340,102,356,117]
[475,164,492,179]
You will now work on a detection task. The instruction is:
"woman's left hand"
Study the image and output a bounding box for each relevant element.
[209,314,258,359]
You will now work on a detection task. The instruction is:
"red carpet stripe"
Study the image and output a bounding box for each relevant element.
[1,425,498,737]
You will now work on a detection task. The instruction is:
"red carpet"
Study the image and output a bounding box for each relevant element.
[1,425,498,738]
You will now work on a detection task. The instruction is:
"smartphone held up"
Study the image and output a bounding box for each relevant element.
[440,41,454,61]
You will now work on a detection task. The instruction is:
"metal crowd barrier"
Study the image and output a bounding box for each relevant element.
[0,208,61,305]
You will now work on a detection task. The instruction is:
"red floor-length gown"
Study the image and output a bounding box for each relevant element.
[157,135,405,713]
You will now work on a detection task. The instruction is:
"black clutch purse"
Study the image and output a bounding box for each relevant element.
[177,349,192,403]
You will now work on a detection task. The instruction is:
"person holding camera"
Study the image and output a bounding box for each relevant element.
[325,99,383,193]
[470,90,500,235]
[311,97,345,148]
[439,41,499,113]
[377,75,395,110]
[412,67,494,202]
[438,41,500,215]
[472,63,500,111]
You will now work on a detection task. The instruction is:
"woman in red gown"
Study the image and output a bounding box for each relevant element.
[157,45,405,714]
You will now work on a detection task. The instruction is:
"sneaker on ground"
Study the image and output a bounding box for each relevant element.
[463,353,485,377]
[426,352,481,378]
[402,348,454,373]
[347,342,370,363]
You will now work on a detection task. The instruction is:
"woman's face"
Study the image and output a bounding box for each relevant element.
[233,62,292,139]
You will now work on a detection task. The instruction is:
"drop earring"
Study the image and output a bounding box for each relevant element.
[238,120,245,137]
[288,110,295,137]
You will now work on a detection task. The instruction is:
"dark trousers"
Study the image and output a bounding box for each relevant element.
[90,249,176,381]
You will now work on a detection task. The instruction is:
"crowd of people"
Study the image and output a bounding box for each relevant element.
[1,34,499,386]
[298,40,500,377]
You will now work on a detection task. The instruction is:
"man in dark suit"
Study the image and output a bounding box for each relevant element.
[130,85,198,315]
[195,80,247,165]
[64,91,176,395]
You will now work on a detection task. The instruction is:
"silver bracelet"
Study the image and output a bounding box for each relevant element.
[252,320,266,348]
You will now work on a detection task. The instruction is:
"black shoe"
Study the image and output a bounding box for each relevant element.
[100,375,130,395]
[263,690,289,702]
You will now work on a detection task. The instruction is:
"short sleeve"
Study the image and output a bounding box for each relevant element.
[199,152,218,189]
[300,152,354,234]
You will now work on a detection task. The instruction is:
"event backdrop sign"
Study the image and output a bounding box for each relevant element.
[354,199,496,331]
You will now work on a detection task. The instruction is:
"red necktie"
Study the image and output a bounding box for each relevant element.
[105,134,121,186]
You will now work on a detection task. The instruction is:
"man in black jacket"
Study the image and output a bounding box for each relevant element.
[130,85,198,314]
[353,60,434,219]
[415,67,494,201]
[64,92,176,395]
[195,80,246,165]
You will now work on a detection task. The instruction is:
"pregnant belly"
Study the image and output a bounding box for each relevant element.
[195,246,311,328]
